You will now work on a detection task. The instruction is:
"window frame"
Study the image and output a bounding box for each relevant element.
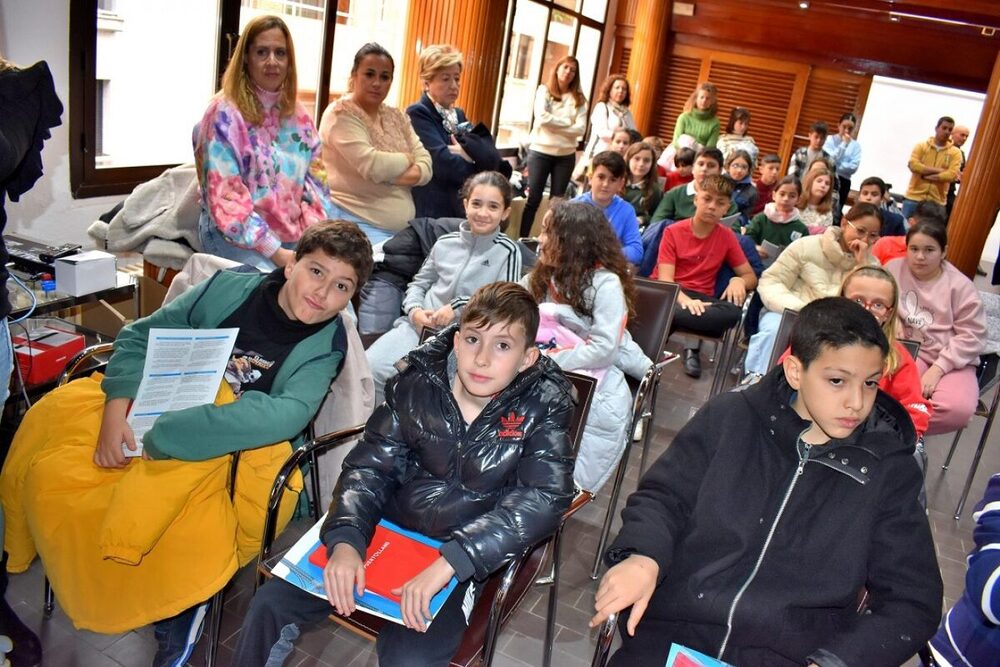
[69,0,345,198]
[69,0,607,197]
[492,0,609,149]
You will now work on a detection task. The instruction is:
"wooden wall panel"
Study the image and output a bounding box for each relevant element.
[650,53,701,141]
[399,0,508,124]
[706,59,800,171]
[670,0,999,92]
[793,69,872,144]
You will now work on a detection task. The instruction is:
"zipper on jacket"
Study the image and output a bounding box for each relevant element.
[717,441,812,660]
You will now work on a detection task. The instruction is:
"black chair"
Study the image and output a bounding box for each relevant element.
[590,278,679,579]
[676,293,754,397]
[256,371,598,667]
[899,338,921,360]
[766,308,800,370]
[941,351,1000,519]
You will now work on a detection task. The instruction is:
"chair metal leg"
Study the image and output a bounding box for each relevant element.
[204,587,226,667]
[43,576,54,618]
[590,613,618,667]
[954,384,1000,519]
[709,329,736,397]
[943,428,964,470]
[308,448,322,521]
[543,525,564,667]
[637,385,660,479]
[481,558,520,667]
[591,444,633,580]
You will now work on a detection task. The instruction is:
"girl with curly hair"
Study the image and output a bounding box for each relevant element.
[523,201,650,492]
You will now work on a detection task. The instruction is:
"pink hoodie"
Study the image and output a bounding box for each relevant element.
[886,258,986,373]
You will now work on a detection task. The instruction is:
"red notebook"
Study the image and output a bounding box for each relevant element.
[308,523,441,602]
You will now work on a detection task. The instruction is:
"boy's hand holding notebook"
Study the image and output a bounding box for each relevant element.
[275,516,459,627]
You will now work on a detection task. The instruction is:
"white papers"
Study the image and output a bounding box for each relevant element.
[125,328,239,456]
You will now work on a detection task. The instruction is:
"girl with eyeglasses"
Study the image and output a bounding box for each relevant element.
[824,113,863,215]
[743,203,881,378]
[839,265,931,437]
[885,218,986,435]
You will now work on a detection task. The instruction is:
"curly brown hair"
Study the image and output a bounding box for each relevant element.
[527,201,637,319]
[596,75,631,106]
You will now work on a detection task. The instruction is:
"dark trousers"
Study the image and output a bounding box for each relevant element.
[520,150,576,237]
[836,175,851,213]
[232,576,478,667]
[671,289,743,342]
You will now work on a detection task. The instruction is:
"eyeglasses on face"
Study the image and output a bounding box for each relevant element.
[844,218,880,241]
[851,297,891,316]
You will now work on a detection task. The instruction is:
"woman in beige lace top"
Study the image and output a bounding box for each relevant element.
[319,43,432,243]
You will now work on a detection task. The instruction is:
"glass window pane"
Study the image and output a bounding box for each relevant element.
[581,0,607,22]
[325,0,412,109]
[553,0,577,9]
[95,0,220,169]
[576,25,601,109]
[240,0,328,117]
[496,0,549,149]
[541,10,578,91]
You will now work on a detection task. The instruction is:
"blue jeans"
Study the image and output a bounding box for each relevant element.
[327,198,395,245]
[744,309,782,375]
[197,212,279,272]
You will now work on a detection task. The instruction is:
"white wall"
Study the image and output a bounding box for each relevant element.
[1,0,121,247]
[855,76,984,197]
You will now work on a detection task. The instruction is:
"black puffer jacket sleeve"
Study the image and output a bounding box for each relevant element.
[448,374,575,580]
[320,400,406,552]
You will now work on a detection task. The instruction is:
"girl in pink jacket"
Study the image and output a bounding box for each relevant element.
[885,217,986,435]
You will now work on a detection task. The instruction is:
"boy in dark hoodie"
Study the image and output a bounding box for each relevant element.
[591,297,942,667]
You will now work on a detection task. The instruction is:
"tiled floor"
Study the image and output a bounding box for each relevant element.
[5,328,998,666]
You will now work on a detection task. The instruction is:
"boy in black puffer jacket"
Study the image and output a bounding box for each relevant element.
[591,297,942,667]
[234,282,575,666]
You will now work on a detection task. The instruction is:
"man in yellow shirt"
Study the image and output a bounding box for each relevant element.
[902,116,962,219]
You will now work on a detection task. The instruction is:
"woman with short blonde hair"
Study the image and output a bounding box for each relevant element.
[406,43,508,218]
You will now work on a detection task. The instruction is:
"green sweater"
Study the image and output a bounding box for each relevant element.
[102,270,345,461]
[650,183,737,225]
[743,213,809,248]
[673,109,720,148]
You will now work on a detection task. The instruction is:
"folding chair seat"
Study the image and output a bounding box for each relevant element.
[590,278,679,579]
[255,371,598,667]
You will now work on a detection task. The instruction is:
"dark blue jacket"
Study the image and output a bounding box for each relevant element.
[407,93,497,219]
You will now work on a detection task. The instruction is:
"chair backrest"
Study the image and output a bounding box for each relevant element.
[899,338,921,361]
[562,370,597,455]
[767,308,800,370]
[419,326,441,344]
[627,279,680,362]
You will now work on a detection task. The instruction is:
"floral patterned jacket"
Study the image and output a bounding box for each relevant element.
[193,89,333,256]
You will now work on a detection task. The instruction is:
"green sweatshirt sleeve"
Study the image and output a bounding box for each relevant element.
[100,275,220,401]
[143,345,342,461]
[650,187,680,224]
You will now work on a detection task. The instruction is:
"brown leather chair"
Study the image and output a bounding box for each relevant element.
[256,370,598,667]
